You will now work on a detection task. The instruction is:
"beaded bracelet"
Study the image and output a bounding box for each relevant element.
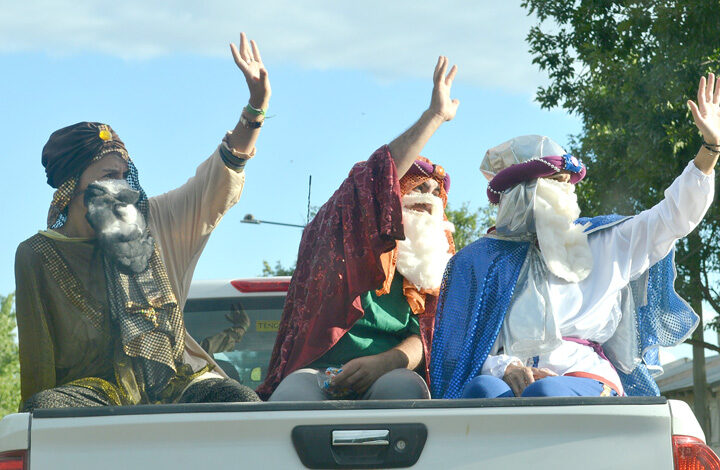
[703,143,720,154]
[245,103,267,117]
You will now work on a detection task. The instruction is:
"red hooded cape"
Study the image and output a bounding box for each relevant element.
[256,145,442,400]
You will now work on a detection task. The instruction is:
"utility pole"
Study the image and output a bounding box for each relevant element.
[692,308,709,436]
[689,231,709,436]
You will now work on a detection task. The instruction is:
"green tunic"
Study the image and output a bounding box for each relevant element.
[14,235,117,403]
[310,274,420,369]
[15,144,248,408]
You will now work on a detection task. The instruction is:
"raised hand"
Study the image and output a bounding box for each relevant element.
[230,32,271,110]
[429,56,460,122]
[688,73,720,146]
[388,55,460,177]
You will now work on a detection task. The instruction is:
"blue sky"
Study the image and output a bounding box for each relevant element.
[0,0,709,364]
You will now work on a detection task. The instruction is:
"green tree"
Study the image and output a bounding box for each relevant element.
[260,260,295,277]
[522,0,720,433]
[0,293,20,416]
[446,202,496,251]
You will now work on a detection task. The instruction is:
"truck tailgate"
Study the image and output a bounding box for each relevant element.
[29,397,672,469]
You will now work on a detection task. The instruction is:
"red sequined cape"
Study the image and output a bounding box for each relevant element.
[256,145,438,400]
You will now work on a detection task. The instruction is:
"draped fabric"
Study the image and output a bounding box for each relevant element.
[42,122,128,189]
[21,234,187,404]
[16,135,251,409]
[103,245,186,402]
[39,120,183,402]
[42,122,137,229]
[430,215,698,399]
[257,146,445,400]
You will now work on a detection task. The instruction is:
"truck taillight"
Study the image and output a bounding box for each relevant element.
[0,450,26,470]
[674,435,720,470]
[231,279,290,292]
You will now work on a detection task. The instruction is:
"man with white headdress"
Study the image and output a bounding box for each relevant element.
[430,74,720,398]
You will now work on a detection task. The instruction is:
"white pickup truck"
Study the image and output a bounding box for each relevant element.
[1,277,719,469]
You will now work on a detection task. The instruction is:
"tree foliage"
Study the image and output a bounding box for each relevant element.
[522,0,720,325]
[446,202,496,251]
[0,293,20,416]
[260,260,296,277]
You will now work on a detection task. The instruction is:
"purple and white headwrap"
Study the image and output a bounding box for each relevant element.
[480,135,586,204]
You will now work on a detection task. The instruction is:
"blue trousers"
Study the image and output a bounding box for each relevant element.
[461,375,618,398]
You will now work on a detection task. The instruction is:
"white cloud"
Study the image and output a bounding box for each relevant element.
[0,0,546,93]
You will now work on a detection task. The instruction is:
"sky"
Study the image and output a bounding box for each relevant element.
[0,0,710,364]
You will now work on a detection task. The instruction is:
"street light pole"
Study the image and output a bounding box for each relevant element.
[241,213,305,228]
[243,175,312,229]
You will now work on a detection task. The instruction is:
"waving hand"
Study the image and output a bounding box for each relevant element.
[429,56,460,122]
[230,32,271,110]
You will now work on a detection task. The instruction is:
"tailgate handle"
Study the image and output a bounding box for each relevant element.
[332,430,390,446]
[293,423,427,468]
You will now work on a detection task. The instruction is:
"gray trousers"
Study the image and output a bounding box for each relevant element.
[268,368,430,401]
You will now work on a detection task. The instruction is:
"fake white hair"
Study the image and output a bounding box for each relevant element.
[396,193,455,291]
[534,178,593,283]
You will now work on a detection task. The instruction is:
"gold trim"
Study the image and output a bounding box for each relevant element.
[38,229,94,243]
[27,234,106,332]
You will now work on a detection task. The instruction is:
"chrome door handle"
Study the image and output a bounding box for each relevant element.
[331,430,390,446]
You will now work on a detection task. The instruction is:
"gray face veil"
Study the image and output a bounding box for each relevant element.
[491,180,559,360]
[495,180,538,238]
[493,177,593,360]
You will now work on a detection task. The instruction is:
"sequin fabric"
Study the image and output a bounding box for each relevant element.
[579,215,699,395]
[20,380,121,411]
[617,250,698,396]
[431,215,698,398]
[26,234,106,332]
[430,238,529,399]
[257,145,405,399]
[43,145,180,402]
[257,145,449,400]
[178,378,261,403]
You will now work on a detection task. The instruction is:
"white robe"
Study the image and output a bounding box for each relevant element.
[482,161,714,394]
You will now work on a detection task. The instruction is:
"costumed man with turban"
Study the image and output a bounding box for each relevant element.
[257,57,459,401]
[431,74,720,399]
[15,33,268,410]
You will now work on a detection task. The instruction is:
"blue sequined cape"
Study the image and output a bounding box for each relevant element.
[429,215,698,398]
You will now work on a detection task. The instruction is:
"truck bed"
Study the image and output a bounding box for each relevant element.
[2,396,676,469]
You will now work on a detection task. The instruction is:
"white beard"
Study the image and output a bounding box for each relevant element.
[534,178,593,283]
[396,193,455,291]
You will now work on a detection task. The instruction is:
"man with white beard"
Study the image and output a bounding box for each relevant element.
[260,57,458,401]
[430,74,720,399]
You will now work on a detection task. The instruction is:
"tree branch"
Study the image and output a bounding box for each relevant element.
[700,259,720,316]
[685,338,720,354]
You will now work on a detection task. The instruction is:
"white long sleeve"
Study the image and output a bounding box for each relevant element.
[481,352,522,378]
[481,161,714,387]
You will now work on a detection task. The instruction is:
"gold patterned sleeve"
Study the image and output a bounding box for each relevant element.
[14,242,57,406]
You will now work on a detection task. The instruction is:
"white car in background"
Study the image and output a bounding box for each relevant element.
[0,277,719,469]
